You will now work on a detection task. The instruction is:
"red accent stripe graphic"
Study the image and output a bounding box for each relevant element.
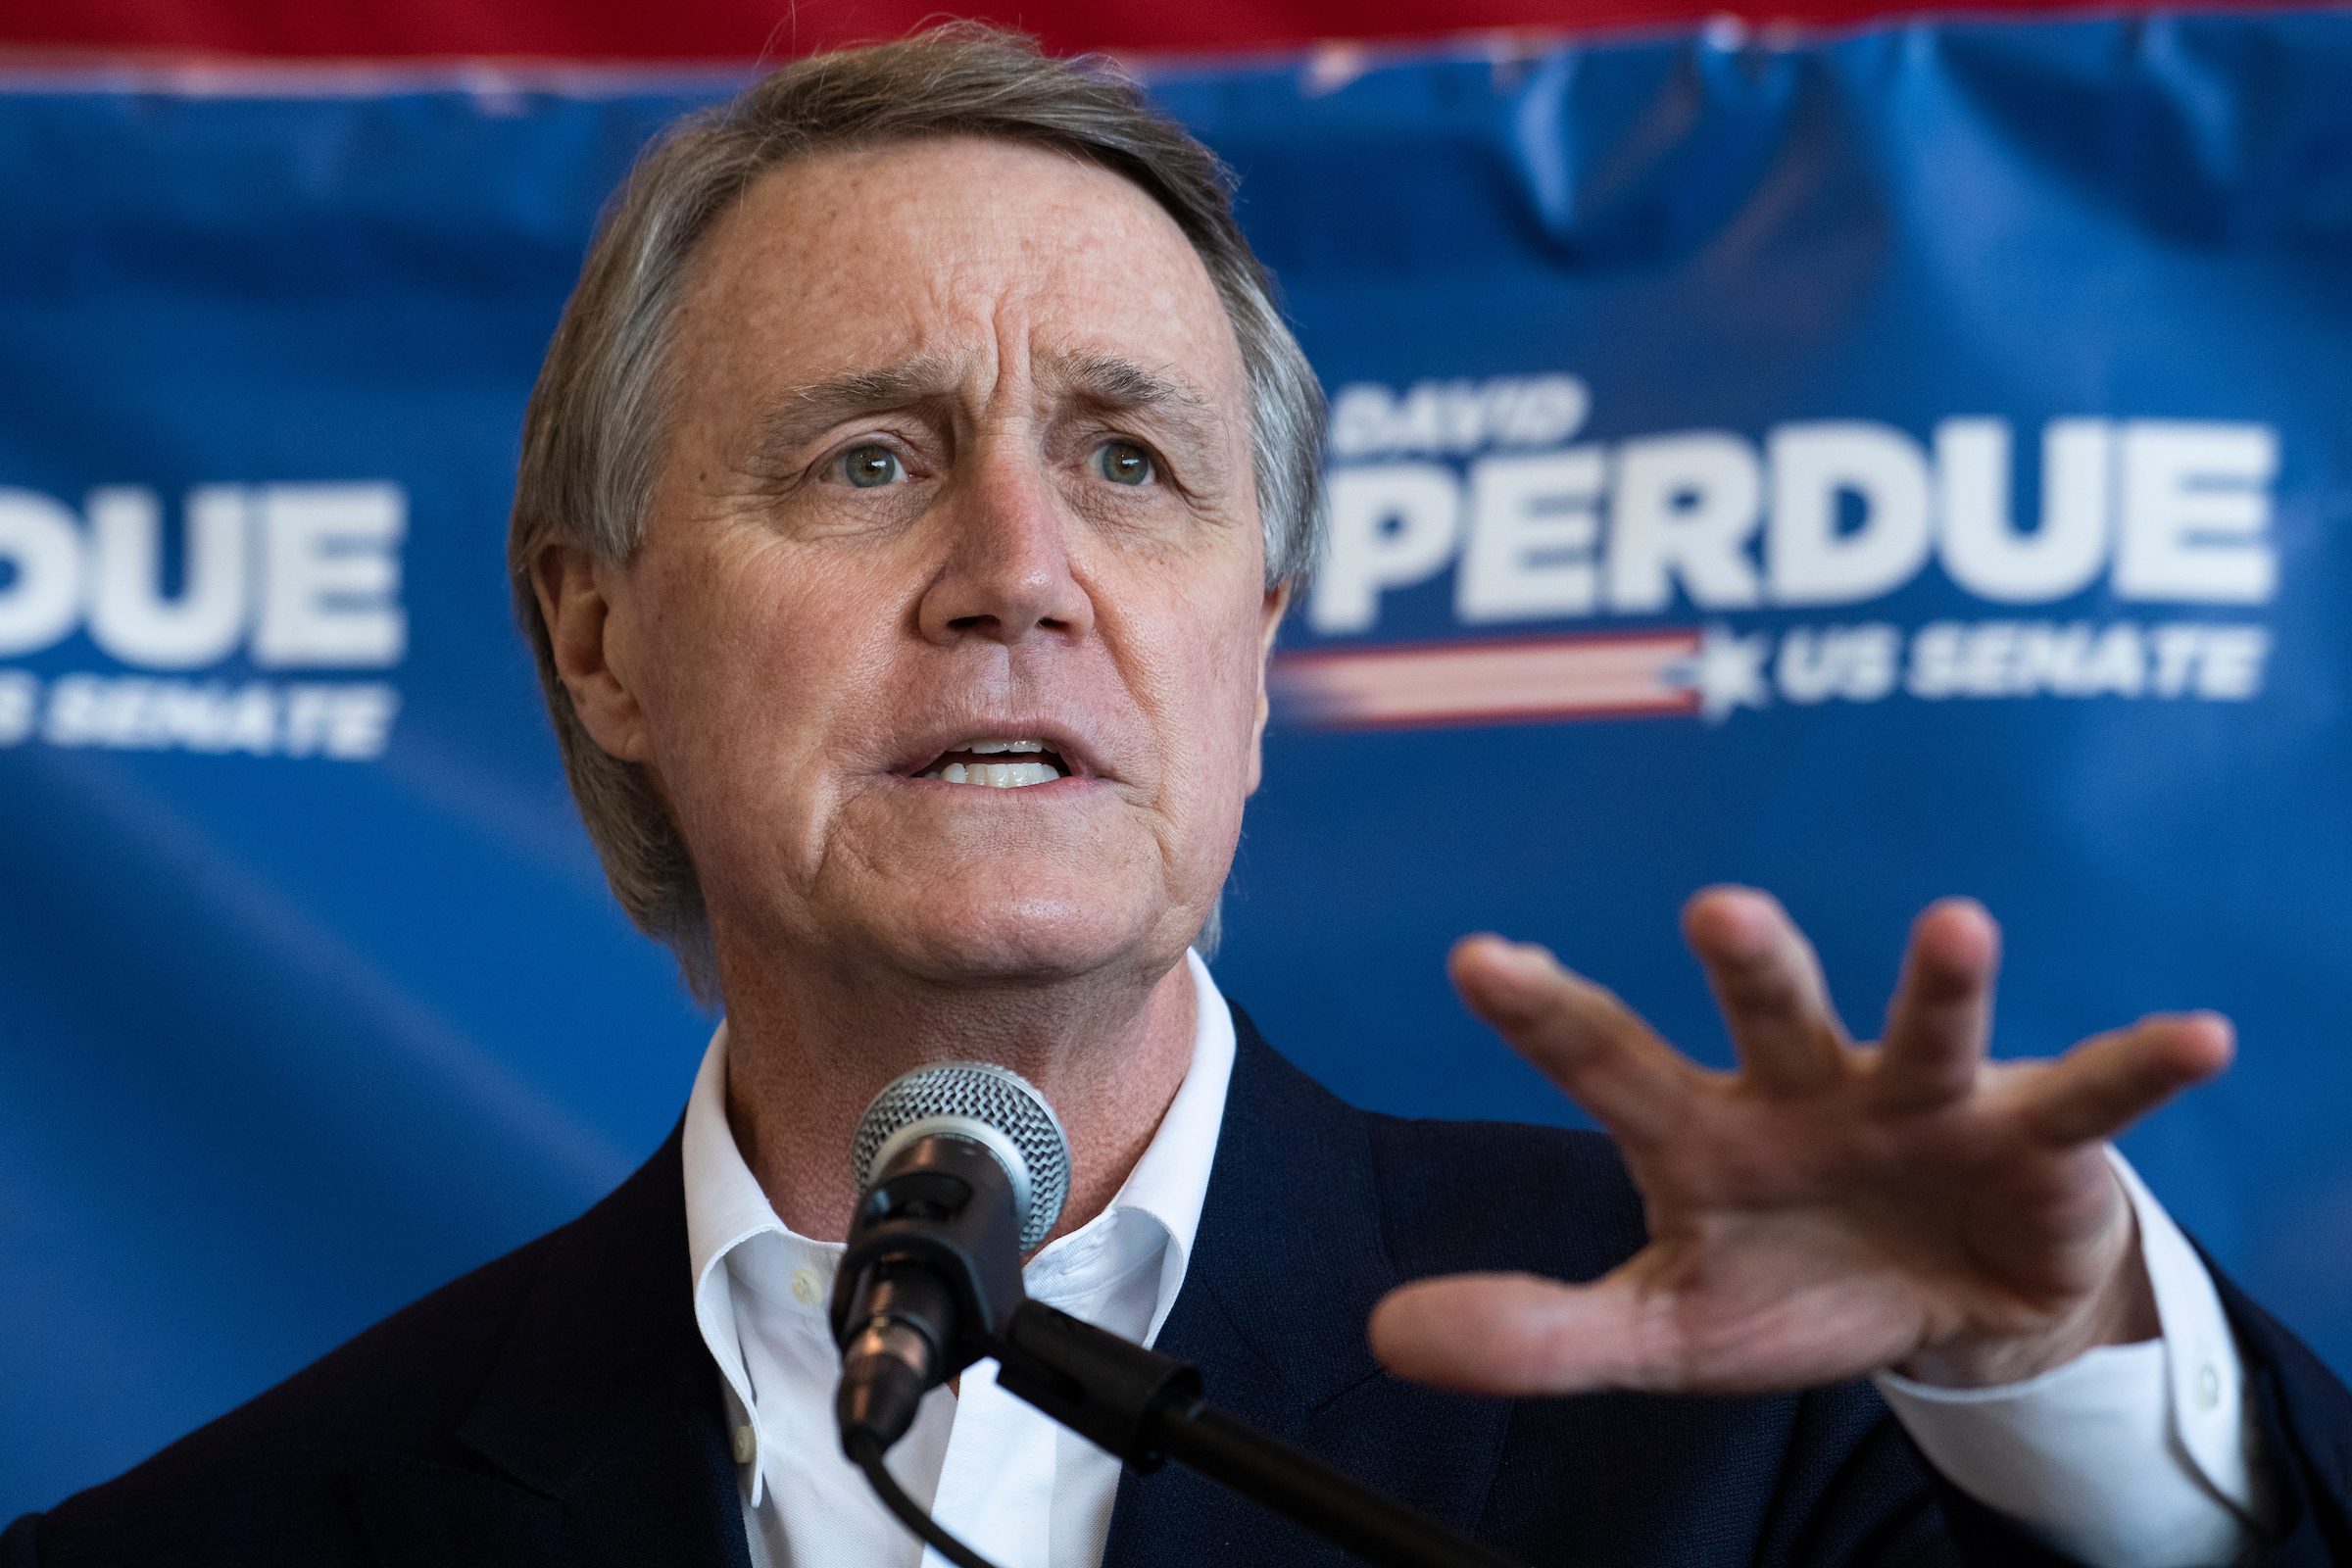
[1272,628,1701,730]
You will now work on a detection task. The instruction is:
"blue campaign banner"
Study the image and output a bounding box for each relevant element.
[5,13,2351,1516]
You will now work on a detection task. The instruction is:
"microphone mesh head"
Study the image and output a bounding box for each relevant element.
[851,1061,1071,1251]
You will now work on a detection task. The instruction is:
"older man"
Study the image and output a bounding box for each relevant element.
[8,27,2349,1568]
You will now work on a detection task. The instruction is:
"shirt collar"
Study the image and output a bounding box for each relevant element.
[680,951,1238,1420]
[680,1014,787,1444]
[1094,949,1235,1345]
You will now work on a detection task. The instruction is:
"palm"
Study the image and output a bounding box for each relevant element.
[1368,891,2231,1396]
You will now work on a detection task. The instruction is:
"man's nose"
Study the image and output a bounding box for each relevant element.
[915,459,1096,648]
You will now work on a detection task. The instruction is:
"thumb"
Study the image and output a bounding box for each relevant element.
[1368,1272,1651,1396]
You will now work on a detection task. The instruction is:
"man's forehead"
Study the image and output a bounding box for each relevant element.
[679,135,1243,393]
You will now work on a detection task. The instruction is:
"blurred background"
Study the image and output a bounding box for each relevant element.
[4,0,2348,1522]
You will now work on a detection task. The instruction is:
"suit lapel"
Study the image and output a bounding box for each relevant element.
[355,1126,753,1568]
[1153,1004,1396,1418]
[1102,1005,1512,1567]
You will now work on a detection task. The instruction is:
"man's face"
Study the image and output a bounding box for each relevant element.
[574,136,1287,994]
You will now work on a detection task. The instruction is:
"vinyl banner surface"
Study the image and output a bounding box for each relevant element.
[5,13,2351,1514]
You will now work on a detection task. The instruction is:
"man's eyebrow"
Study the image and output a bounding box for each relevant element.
[742,355,957,471]
[1045,350,1216,421]
[737,349,1227,474]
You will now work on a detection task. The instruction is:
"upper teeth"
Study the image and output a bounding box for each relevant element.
[924,738,1061,788]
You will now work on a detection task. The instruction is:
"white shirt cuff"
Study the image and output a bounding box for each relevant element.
[1872,1148,2267,1568]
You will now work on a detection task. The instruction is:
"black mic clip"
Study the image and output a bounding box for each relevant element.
[830,1130,1029,1455]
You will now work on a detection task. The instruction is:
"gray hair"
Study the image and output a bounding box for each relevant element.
[509,25,1325,1004]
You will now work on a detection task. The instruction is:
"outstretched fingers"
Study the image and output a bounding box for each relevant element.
[1683,888,1849,1094]
[2015,1012,2236,1148]
[1368,1273,1661,1396]
[1873,899,2000,1113]
[1449,936,1696,1146]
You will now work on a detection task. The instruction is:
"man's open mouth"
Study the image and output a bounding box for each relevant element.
[918,738,1069,788]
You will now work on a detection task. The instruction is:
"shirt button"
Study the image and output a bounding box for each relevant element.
[732,1424,757,1463]
[790,1267,824,1306]
[2196,1362,2222,1409]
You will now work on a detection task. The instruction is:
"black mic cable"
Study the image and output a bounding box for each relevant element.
[843,1430,1000,1568]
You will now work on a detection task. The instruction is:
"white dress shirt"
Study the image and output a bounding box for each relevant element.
[683,953,2265,1568]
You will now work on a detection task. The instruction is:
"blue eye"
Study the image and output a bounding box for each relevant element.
[1097,441,1152,486]
[841,446,903,488]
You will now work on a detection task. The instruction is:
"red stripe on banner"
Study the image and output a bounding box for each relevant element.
[1272,628,1701,730]
[0,0,2313,67]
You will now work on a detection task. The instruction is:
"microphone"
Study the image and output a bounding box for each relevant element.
[829,1060,1525,1568]
[830,1061,1071,1459]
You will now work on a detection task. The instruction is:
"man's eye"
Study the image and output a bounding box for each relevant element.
[839,445,904,488]
[1095,441,1153,486]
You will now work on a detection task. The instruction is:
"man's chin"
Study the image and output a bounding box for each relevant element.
[887,900,1181,989]
[712,858,1207,998]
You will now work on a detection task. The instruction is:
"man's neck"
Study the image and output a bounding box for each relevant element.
[716,951,1200,1247]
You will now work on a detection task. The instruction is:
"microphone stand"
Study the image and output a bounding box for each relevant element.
[993,1299,1523,1568]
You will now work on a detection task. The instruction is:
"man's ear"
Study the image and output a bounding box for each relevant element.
[532,540,653,763]
[1245,579,1293,797]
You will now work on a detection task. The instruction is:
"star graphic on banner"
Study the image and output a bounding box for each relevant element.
[1679,623,1773,723]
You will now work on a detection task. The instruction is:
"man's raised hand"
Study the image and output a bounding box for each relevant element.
[1367,889,2233,1397]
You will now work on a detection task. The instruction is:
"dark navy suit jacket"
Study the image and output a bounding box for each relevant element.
[9,1004,2351,1566]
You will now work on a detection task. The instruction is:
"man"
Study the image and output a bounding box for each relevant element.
[8,26,2348,1568]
